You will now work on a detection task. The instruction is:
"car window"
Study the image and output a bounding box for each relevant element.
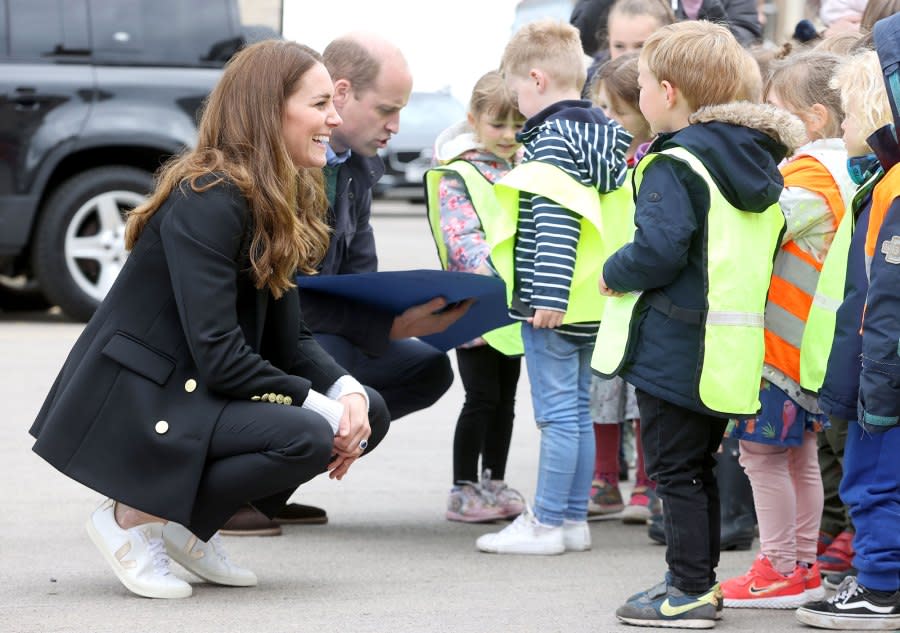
[403,93,466,129]
[6,0,89,60]
[391,92,466,149]
[89,0,239,67]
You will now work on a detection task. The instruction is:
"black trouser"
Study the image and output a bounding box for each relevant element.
[818,416,855,537]
[314,333,453,421]
[188,386,390,540]
[637,389,728,594]
[453,345,521,484]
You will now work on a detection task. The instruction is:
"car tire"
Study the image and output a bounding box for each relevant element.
[32,166,153,322]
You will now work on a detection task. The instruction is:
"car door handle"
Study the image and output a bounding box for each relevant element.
[12,87,40,111]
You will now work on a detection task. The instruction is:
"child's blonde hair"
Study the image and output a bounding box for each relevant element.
[813,32,862,56]
[830,50,894,142]
[501,19,586,93]
[593,52,641,113]
[640,21,745,111]
[764,51,845,139]
[738,49,764,103]
[469,70,524,123]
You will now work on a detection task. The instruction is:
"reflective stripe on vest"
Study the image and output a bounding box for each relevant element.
[764,154,852,387]
[424,161,523,356]
[591,147,784,415]
[493,161,633,325]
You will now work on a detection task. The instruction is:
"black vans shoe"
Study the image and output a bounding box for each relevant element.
[796,576,900,630]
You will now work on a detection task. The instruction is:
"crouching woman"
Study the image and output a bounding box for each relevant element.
[29,39,390,599]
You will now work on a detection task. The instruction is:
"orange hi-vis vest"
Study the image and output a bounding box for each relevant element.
[864,163,900,279]
[764,149,854,385]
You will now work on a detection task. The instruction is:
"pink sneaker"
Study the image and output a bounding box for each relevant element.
[480,469,525,520]
[621,485,657,525]
[446,483,505,523]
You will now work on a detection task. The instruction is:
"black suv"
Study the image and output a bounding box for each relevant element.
[0,0,271,320]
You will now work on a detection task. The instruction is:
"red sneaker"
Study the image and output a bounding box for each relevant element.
[801,560,826,602]
[818,531,854,573]
[721,553,807,609]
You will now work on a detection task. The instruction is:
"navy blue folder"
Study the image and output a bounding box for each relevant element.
[296,269,515,352]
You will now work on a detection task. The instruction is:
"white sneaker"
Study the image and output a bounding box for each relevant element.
[163,522,257,587]
[85,499,192,599]
[476,508,565,555]
[563,519,591,551]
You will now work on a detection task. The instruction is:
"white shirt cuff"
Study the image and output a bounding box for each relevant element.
[326,375,370,411]
[301,389,343,435]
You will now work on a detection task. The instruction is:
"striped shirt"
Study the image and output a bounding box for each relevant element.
[511,100,630,338]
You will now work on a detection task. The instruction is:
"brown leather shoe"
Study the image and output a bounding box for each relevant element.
[219,504,282,536]
[275,503,328,525]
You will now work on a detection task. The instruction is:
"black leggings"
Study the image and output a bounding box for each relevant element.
[453,345,521,484]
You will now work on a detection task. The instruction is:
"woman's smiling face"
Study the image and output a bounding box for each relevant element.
[282,61,342,168]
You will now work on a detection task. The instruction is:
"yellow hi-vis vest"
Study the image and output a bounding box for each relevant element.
[591,147,785,415]
[802,167,884,391]
[424,160,523,356]
[492,160,634,325]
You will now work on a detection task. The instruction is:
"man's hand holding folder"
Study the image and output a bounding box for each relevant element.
[389,297,474,340]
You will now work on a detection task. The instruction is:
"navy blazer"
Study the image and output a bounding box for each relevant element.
[30,177,346,527]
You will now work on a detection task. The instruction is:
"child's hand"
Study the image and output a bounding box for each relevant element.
[529,309,564,329]
[598,272,624,297]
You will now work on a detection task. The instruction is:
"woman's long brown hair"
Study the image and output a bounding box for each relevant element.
[125,40,330,298]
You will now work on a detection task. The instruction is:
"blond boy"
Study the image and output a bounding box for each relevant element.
[595,21,805,628]
[475,19,630,555]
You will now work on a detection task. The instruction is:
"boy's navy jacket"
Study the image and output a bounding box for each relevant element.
[860,189,900,427]
[602,103,805,417]
[818,157,880,422]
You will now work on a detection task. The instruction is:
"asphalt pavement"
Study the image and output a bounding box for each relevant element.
[1,202,816,632]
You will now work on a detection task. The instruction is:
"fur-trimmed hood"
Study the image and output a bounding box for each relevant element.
[689,102,808,156]
[655,101,807,212]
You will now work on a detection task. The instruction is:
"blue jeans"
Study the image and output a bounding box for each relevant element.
[521,324,595,526]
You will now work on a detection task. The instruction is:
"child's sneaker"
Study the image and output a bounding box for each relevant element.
[796,576,900,630]
[817,530,835,556]
[818,530,854,574]
[562,519,591,551]
[475,507,565,555]
[479,469,525,520]
[588,480,624,516]
[721,553,807,609]
[800,560,826,602]
[616,577,718,628]
[621,485,656,525]
[823,566,857,591]
[446,483,505,523]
